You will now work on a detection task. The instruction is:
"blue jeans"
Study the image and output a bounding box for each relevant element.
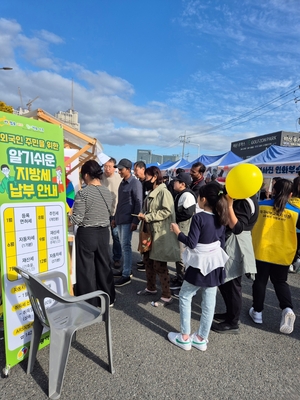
[117,223,133,277]
[110,221,122,262]
[179,280,217,340]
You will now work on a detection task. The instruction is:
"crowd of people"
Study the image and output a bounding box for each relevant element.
[69,158,300,351]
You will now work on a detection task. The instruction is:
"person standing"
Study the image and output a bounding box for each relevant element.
[69,160,115,307]
[134,161,147,272]
[168,183,229,351]
[250,179,300,334]
[112,158,143,287]
[190,162,206,199]
[211,193,259,334]
[101,157,122,268]
[169,172,197,292]
[167,168,185,199]
[137,166,180,306]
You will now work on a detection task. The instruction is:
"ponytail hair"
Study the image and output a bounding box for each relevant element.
[273,178,292,215]
[81,160,103,180]
[198,183,229,226]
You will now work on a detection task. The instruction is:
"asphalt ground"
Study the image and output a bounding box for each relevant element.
[1,230,300,400]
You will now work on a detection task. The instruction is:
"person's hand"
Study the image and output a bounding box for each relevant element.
[111,219,116,228]
[225,194,234,207]
[131,223,138,232]
[170,223,180,235]
[138,213,145,221]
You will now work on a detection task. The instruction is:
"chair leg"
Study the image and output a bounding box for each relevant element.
[27,318,44,374]
[105,311,115,374]
[48,329,74,400]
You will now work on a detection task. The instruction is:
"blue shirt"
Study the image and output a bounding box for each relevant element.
[115,175,143,225]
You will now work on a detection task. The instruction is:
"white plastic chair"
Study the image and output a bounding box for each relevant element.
[13,266,114,400]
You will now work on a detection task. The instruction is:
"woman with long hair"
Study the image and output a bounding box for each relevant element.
[168,183,229,351]
[250,178,300,334]
[137,166,180,307]
[69,160,115,307]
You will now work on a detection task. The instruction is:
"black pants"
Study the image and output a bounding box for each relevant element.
[218,276,242,326]
[75,226,115,307]
[252,260,292,312]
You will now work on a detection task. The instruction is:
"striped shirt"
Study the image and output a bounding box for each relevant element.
[70,184,112,227]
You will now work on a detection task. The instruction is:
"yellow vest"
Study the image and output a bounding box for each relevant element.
[252,200,299,266]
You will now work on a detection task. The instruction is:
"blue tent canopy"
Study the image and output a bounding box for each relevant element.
[146,162,160,168]
[207,151,243,167]
[183,154,226,170]
[228,145,300,167]
[159,159,177,169]
[160,158,189,171]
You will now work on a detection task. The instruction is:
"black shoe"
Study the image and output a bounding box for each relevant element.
[136,260,144,267]
[170,277,183,290]
[211,321,239,334]
[171,288,180,298]
[113,269,133,278]
[213,313,228,323]
[137,264,146,271]
[114,276,131,287]
[112,268,122,277]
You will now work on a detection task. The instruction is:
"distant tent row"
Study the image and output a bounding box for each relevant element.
[158,151,243,175]
[144,145,300,181]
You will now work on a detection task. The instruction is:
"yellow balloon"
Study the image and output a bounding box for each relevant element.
[226,163,263,199]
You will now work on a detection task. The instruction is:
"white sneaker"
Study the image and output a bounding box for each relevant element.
[190,332,208,351]
[167,332,191,351]
[249,307,263,324]
[280,308,295,334]
[289,264,295,273]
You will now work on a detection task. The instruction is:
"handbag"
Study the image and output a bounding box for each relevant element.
[138,220,152,253]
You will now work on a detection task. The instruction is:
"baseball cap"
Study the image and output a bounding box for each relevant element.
[173,172,192,187]
[114,158,132,170]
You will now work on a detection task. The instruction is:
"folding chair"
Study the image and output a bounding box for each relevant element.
[13,267,114,400]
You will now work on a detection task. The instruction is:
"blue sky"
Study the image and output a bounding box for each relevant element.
[1,0,300,163]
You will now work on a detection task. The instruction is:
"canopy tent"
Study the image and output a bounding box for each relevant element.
[207,151,243,168]
[160,158,189,175]
[24,108,103,175]
[183,154,224,171]
[220,145,300,179]
[146,162,160,168]
[159,159,179,170]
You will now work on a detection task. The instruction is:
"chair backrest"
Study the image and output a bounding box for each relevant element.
[13,267,69,329]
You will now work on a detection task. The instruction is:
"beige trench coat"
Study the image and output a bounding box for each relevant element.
[144,183,180,262]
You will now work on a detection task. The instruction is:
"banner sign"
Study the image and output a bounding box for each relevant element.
[0,111,69,371]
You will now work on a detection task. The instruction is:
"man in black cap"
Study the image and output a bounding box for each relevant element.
[169,172,197,293]
[112,158,143,286]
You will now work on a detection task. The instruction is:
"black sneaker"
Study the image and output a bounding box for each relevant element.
[113,269,133,278]
[170,278,183,290]
[114,276,131,287]
[213,313,228,323]
[171,288,180,298]
[211,321,239,334]
[112,268,122,277]
[136,260,144,267]
[137,264,146,272]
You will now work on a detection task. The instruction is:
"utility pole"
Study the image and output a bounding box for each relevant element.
[179,132,190,159]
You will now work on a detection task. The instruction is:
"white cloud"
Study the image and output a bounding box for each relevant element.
[37,29,64,44]
[257,80,293,91]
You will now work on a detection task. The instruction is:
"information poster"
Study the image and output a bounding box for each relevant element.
[0,111,69,370]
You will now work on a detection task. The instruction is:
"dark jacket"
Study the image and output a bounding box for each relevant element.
[190,177,205,199]
[174,188,197,223]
